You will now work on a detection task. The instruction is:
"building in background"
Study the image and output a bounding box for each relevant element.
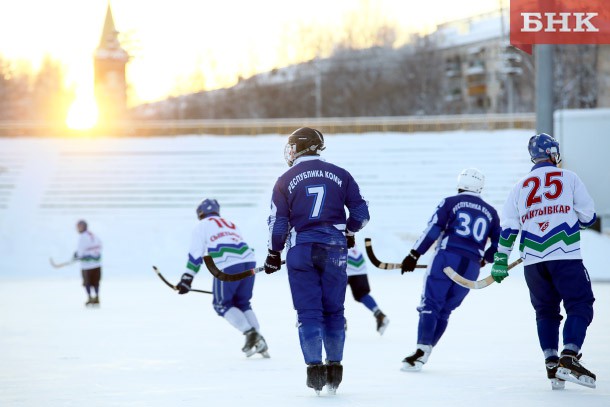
[434,9,534,114]
[94,3,129,127]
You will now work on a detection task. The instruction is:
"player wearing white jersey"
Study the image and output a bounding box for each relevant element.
[346,245,389,334]
[176,199,269,358]
[492,134,597,389]
[74,220,102,307]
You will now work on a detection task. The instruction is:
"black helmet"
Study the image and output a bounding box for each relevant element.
[284,127,326,167]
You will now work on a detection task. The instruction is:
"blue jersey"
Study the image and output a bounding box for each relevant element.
[413,191,501,262]
[268,156,370,251]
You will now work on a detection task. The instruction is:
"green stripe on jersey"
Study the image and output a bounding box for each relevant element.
[209,245,251,259]
[519,230,580,253]
[499,233,518,249]
[186,262,201,273]
[347,257,365,268]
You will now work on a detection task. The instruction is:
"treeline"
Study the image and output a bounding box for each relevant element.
[134,43,603,121]
[0,55,73,123]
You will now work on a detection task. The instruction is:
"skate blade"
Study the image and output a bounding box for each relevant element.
[327,386,337,395]
[550,378,565,390]
[556,367,596,388]
[401,361,423,372]
[259,351,271,358]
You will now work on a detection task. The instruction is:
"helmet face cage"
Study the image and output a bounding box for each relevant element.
[529,133,561,164]
[76,220,87,231]
[457,168,485,193]
[196,199,220,219]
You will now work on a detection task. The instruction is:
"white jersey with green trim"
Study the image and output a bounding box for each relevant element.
[76,231,102,270]
[347,246,367,276]
[498,162,596,266]
[185,216,256,276]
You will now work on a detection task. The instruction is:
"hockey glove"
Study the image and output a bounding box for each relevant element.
[401,250,420,274]
[345,230,356,249]
[491,253,509,283]
[176,273,194,294]
[264,249,282,274]
[483,246,497,265]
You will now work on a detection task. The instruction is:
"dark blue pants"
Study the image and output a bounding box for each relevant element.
[287,243,347,365]
[524,259,594,354]
[417,250,479,346]
[212,261,256,316]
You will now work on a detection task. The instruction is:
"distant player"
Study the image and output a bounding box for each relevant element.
[74,220,102,307]
[176,199,269,358]
[264,127,370,394]
[400,168,500,371]
[346,245,389,335]
[491,134,597,389]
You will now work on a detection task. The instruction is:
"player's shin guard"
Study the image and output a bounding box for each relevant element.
[298,323,324,365]
[563,315,590,351]
[536,317,561,353]
[323,327,345,363]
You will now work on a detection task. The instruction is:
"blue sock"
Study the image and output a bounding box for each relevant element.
[417,311,437,345]
[432,318,448,346]
[359,294,378,313]
[536,318,561,352]
[298,323,324,365]
[323,328,345,362]
[563,315,589,350]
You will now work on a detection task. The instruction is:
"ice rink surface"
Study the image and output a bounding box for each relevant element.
[1,130,609,406]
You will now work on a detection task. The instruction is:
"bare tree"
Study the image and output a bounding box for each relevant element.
[554,45,598,109]
[30,55,73,123]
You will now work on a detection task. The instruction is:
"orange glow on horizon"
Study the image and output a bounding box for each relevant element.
[0,1,496,106]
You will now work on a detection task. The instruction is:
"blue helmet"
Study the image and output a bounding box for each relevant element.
[196,199,220,219]
[528,133,561,164]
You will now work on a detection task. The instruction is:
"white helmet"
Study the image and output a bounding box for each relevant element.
[457,168,485,193]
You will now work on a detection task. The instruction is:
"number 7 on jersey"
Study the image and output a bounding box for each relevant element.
[306,185,326,219]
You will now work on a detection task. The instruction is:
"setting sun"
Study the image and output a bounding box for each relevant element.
[66,93,99,130]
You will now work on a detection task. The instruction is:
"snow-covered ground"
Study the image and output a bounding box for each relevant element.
[1,131,609,406]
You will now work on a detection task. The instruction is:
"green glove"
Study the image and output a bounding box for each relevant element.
[491,252,509,283]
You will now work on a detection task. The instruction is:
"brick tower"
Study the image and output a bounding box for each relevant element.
[94,3,129,127]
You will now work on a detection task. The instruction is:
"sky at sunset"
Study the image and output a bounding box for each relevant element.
[0,0,501,105]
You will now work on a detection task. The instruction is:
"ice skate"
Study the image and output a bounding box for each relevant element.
[255,335,270,358]
[401,345,431,372]
[90,296,100,307]
[374,310,389,335]
[326,362,343,395]
[242,328,268,357]
[85,297,94,307]
[306,364,327,395]
[556,352,596,388]
[545,357,565,390]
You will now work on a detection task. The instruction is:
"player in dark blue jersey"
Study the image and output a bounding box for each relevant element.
[400,168,500,372]
[264,127,370,395]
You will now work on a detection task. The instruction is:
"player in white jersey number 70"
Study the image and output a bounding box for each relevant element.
[176,198,269,358]
[492,133,597,390]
